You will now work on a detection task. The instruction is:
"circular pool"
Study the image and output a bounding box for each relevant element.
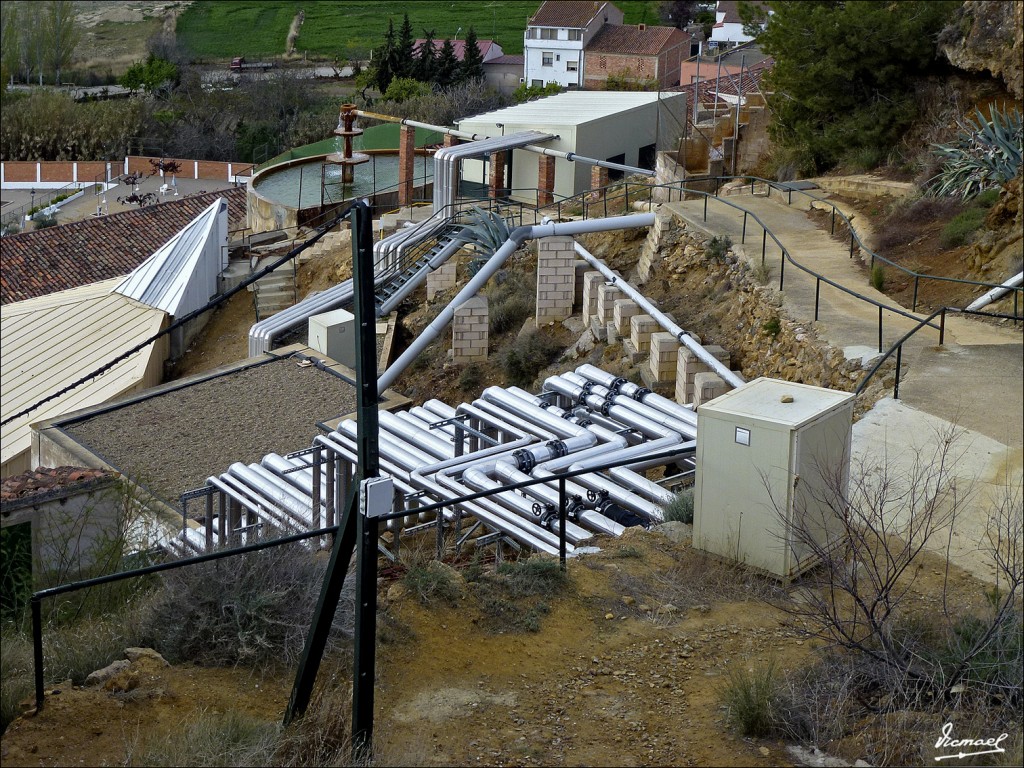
[247,147,435,233]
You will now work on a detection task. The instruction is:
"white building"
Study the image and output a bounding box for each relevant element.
[707,0,768,52]
[457,90,686,202]
[523,0,623,89]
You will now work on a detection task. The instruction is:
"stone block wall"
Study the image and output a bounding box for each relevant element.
[427,258,458,300]
[630,314,659,353]
[582,271,604,325]
[535,236,575,326]
[613,299,640,336]
[676,345,731,404]
[452,295,488,362]
[648,331,679,384]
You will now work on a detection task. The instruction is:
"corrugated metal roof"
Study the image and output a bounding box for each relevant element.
[458,91,684,129]
[0,278,166,467]
[113,199,226,316]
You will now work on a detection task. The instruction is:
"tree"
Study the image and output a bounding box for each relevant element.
[1,2,20,84]
[119,55,179,96]
[43,0,79,85]
[460,27,484,83]
[395,12,415,80]
[757,1,959,172]
[374,18,396,93]
[658,0,699,29]
[434,38,459,88]
[414,29,436,82]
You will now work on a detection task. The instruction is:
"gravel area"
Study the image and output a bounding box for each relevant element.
[65,357,357,505]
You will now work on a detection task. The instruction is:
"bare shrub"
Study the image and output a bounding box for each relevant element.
[142,536,353,670]
[873,196,964,252]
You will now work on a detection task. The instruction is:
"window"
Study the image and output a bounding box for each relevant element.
[568,29,582,41]
[542,52,553,67]
[531,79,543,87]
[540,28,558,40]
[566,60,578,72]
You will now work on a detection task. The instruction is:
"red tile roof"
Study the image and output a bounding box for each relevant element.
[586,24,690,56]
[529,1,615,28]
[486,54,525,66]
[1,466,118,505]
[1,188,246,305]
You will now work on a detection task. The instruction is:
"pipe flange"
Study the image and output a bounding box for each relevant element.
[537,503,557,527]
[566,494,585,522]
[545,439,568,459]
[576,381,595,407]
[575,418,593,427]
[512,448,536,473]
[608,377,628,394]
[631,387,652,401]
[600,399,614,417]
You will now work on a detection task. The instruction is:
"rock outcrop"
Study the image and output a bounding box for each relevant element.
[939,1,1024,99]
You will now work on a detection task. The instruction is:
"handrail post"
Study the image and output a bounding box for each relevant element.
[939,307,946,345]
[814,279,820,321]
[912,276,920,312]
[831,208,835,234]
[878,305,883,353]
[788,188,792,206]
[893,345,903,400]
[703,194,708,221]
[779,251,785,291]
[741,212,747,243]
[761,229,767,265]
[849,230,854,258]
[558,476,567,572]
[32,596,44,711]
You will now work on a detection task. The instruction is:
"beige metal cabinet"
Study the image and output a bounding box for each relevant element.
[693,378,854,579]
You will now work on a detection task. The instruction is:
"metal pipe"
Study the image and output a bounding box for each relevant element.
[379,212,655,393]
[573,243,744,388]
[965,271,1023,312]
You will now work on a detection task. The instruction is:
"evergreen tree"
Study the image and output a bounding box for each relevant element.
[414,29,436,83]
[375,18,396,93]
[395,12,415,79]
[434,38,459,88]
[460,27,484,83]
[757,0,959,172]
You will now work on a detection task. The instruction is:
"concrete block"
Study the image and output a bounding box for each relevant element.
[597,284,624,324]
[693,372,728,406]
[613,299,640,335]
[582,272,603,325]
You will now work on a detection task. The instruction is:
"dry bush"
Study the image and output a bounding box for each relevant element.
[873,197,965,252]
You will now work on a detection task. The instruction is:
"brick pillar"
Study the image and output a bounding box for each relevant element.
[489,151,506,199]
[649,332,679,384]
[535,236,575,326]
[399,125,416,206]
[537,154,555,207]
[590,165,609,201]
[452,295,489,362]
[427,258,458,300]
[676,345,731,404]
[581,271,603,326]
[443,133,459,148]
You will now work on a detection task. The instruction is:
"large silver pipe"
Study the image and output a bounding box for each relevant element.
[573,243,744,388]
[557,373,697,439]
[226,463,320,527]
[379,411,453,459]
[379,213,655,393]
[575,364,699,427]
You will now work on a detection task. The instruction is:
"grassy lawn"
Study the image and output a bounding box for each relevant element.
[176,1,661,61]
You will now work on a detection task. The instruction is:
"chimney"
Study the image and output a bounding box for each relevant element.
[638,23,646,31]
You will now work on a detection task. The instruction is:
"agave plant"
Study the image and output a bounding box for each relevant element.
[453,205,516,274]
[927,105,1023,200]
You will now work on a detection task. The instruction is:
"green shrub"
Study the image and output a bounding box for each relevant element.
[974,188,1001,208]
[402,561,462,607]
[472,556,568,634]
[1,629,32,734]
[870,262,886,291]
[495,557,567,598]
[661,489,694,524]
[500,331,561,388]
[138,710,280,767]
[762,316,782,338]
[458,364,483,393]
[751,261,772,285]
[720,660,781,737]
[939,206,987,248]
[706,235,732,260]
[486,270,534,335]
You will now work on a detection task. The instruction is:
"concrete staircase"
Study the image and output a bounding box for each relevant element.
[250,257,296,318]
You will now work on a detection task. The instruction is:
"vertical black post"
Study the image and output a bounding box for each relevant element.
[761,229,767,264]
[831,208,835,235]
[849,231,854,258]
[814,279,820,321]
[788,188,792,206]
[741,212,747,243]
[939,308,946,345]
[893,346,903,400]
[32,597,44,711]
[878,306,883,353]
[350,200,379,761]
[558,476,567,572]
[779,251,786,291]
[912,276,919,312]
[703,194,708,221]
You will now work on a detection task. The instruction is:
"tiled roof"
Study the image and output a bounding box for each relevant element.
[716,0,768,25]
[0,188,245,305]
[487,54,525,66]
[413,38,498,62]
[671,57,773,105]
[1,466,118,506]
[586,24,689,56]
[529,1,614,28]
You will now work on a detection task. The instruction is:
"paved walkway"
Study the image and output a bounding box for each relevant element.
[663,187,1023,583]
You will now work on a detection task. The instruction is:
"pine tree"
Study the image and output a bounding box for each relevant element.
[434,38,458,88]
[395,12,415,79]
[375,18,396,93]
[415,29,436,83]
[460,27,484,83]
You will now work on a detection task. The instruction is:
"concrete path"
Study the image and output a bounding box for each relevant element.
[663,187,1022,583]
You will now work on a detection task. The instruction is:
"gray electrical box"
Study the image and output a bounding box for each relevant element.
[308,308,356,369]
[693,378,854,580]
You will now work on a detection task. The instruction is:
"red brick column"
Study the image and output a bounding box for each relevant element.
[489,151,506,199]
[537,154,555,207]
[399,124,416,206]
[590,164,609,201]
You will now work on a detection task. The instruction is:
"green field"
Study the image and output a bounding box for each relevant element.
[176,1,661,61]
